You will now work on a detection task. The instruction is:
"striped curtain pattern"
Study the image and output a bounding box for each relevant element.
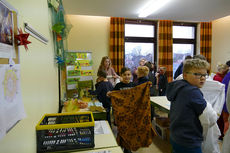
[200,22,212,64]
[109,17,125,75]
[158,20,173,82]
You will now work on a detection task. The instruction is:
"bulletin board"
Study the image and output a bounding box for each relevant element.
[0,0,19,64]
[65,51,94,99]
[0,0,26,140]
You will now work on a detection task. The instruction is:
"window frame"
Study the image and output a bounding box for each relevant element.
[124,19,158,63]
[173,22,197,55]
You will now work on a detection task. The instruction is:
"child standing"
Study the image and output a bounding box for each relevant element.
[166,59,217,153]
[89,69,113,125]
[112,67,135,153]
[136,66,149,85]
[156,66,168,96]
[114,67,135,91]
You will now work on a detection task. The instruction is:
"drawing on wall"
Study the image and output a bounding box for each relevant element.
[0,1,15,58]
[3,67,18,102]
[0,64,26,140]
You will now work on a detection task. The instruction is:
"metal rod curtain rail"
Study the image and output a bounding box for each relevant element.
[24,23,48,44]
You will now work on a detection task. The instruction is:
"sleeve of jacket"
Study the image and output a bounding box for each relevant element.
[199,102,218,137]
[227,80,230,114]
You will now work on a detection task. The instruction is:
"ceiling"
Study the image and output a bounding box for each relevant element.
[63,0,230,22]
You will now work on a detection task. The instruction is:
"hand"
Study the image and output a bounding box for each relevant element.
[155,72,159,77]
[88,90,93,95]
[107,91,112,97]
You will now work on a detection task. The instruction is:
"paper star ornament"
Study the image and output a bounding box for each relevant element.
[14,28,31,50]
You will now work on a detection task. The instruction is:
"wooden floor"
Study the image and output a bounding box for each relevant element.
[111,121,171,153]
[134,135,171,153]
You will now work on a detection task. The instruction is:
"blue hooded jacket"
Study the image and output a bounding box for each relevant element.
[166,80,207,147]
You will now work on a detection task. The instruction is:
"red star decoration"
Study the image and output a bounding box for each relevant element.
[14,28,31,50]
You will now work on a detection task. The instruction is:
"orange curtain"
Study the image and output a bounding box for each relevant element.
[200,22,212,64]
[158,20,173,82]
[109,17,125,75]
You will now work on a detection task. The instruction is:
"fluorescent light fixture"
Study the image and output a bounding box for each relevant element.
[138,0,172,18]
[24,23,48,44]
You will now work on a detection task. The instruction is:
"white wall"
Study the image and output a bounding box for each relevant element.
[0,0,59,153]
[66,15,110,83]
[212,15,230,72]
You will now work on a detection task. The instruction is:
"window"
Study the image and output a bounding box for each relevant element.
[173,22,197,78]
[124,19,157,71]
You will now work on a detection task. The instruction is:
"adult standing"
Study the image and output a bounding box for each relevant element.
[174,55,192,80]
[222,71,230,136]
[98,56,119,87]
[213,63,229,140]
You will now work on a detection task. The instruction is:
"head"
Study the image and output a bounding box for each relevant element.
[159,67,167,75]
[185,55,192,60]
[226,60,230,67]
[139,58,147,66]
[97,69,107,80]
[151,62,156,71]
[144,61,154,71]
[193,54,207,61]
[121,67,132,83]
[137,66,149,78]
[100,56,111,69]
[217,63,229,75]
[183,59,210,88]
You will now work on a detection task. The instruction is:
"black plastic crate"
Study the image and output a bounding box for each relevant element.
[36,112,94,153]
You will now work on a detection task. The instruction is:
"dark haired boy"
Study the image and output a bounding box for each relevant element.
[89,69,113,125]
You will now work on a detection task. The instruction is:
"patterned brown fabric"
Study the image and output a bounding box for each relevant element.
[158,20,173,82]
[200,22,212,65]
[109,17,125,75]
[110,82,156,151]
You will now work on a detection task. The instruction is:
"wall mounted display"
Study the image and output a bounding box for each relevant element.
[0,0,25,140]
[0,0,16,58]
[66,51,93,90]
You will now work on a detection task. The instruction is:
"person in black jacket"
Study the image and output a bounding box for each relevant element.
[145,61,157,96]
[89,69,113,125]
[113,67,135,91]
[156,67,168,96]
[174,55,192,80]
[166,58,213,153]
[136,66,149,85]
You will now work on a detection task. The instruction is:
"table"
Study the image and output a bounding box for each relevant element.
[71,121,119,152]
[150,96,170,113]
[73,146,123,153]
[62,101,107,120]
[150,96,170,140]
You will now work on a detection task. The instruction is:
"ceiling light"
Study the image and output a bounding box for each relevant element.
[138,0,172,18]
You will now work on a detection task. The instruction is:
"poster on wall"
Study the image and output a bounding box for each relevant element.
[66,51,93,90]
[0,1,16,58]
[0,64,26,140]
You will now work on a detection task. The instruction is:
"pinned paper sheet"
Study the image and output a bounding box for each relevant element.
[81,70,93,76]
[67,78,80,85]
[0,64,26,140]
[76,60,91,67]
[68,70,81,76]
[76,52,87,59]
[94,121,111,135]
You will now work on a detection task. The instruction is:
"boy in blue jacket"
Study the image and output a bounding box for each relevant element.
[166,59,214,153]
[89,69,113,125]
